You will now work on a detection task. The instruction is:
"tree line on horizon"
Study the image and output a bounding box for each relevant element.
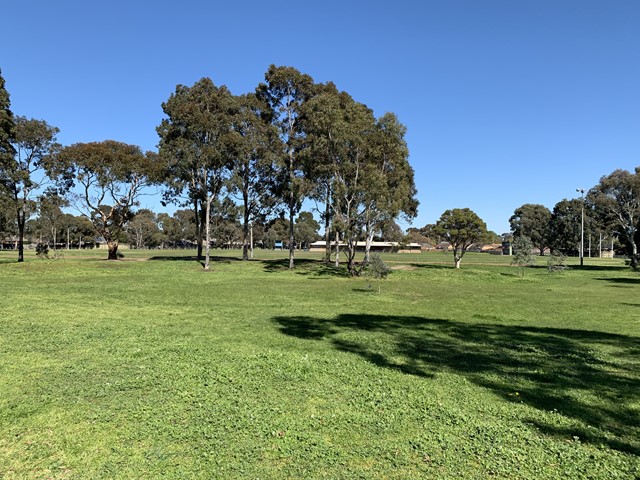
[2,65,638,272]
[0,66,418,275]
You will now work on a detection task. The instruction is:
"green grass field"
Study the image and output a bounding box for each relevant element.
[0,248,638,479]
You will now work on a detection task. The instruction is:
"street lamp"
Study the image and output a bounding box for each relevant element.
[576,188,585,267]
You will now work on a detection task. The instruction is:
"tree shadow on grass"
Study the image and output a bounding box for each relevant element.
[595,277,640,285]
[261,258,349,277]
[272,314,640,455]
[148,255,242,264]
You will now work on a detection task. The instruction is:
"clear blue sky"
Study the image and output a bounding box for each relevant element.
[2,1,638,234]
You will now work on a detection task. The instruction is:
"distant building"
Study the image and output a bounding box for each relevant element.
[308,240,422,253]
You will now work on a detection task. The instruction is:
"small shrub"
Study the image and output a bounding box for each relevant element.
[365,253,391,293]
[511,236,535,277]
[366,253,391,280]
[35,243,49,259]
[547,253,567,273]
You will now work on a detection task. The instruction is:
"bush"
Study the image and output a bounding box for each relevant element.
[366,253,391,280]
[35,243,49,258]
[547,253,567,272]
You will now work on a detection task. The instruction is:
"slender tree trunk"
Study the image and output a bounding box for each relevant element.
[194,199,203,260]
[16,197,25,262]
[335,230,340,267]
[242,190,250,261]
[204,197,212,271]
[288,201,295,269]
[347,239,358,276]
[324,189,331,265]
[17,215,25,263]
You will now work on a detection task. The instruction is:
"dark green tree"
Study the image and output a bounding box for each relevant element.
[0,116,61,261]
[257,65,316,269]
[54,140,161,260]
[158,78,236,270]
[229,93,278,260]
[589,168,640,268]
[0,69,16,181]
[509,204,551,255]
[294,211,320,249]
[361,112,418,267]
[127,209,163,249]
[433,208,489,269]
[35,189,68,256]
[548,199,583,256]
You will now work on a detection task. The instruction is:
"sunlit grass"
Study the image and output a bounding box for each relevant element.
[0,249,637,478]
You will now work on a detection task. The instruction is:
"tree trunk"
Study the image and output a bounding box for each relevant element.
[242,190,250,261]
[17,200,25,262]
[324,189,331,264]
[17,216,25,263]
[288,204,295,269]
[346,239,358,276]
[107,240,119,260]
[334,230,340,267]
[194,199,203,260]
[454,255,461,269]
[204,197,212,271]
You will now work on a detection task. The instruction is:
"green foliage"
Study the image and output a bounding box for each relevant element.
[547,252,568,272]
[0,69,16,173]
[34,242,49,258]
[590,168,640,268]
[549,199,582,255]
[433,208,489,268]
[510,235,536,276]
[365,252,391,280]
[0,250,637,478]
[509,204,551,254]
[55,140,160,260]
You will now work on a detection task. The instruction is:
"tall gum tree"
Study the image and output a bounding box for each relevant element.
[257,65,315,269]
[229,93,277,260]
[158,78,236,270]
[361,112,418,269]
[1,116,61,262]
[54,140,161,260]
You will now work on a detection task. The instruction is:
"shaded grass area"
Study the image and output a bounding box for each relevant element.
[273,314,640,455]
[0,250,638,478]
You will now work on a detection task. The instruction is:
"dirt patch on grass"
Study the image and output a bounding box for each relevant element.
[390,264,416,271]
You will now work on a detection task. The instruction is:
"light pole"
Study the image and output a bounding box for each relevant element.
[576,188,585,267]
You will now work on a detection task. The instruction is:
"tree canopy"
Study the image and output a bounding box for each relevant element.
[433,208,488,269]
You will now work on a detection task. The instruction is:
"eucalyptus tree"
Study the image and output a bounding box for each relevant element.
[229,93,277,260]
[360,112,418,267]
[433,208,489,268]
[299,82,346,263]
[158,78,236,270]
[54,140,161,260]
[329,98,376,275]
[35,189,68,255]
[0,116,61,261]
[0,69,15,177]
[509,204,551,255]
[589,168,640,268]
[257,65,316,269]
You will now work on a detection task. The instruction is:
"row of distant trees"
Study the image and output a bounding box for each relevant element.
[508,168,640,267]
[401,167,640,270]
[0,66,418,275]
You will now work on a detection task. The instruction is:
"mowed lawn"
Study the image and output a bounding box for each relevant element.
[0,249,638,479]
